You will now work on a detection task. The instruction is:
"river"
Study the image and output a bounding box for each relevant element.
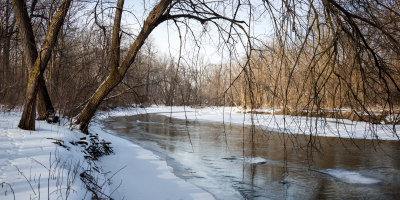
[102,113,400,199]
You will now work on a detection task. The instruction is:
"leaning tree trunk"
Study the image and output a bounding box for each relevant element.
[75,0,172,133]
[12,0,55,123]
[13,0,38,129]
[75,72,123,133]
[15,0,72,130]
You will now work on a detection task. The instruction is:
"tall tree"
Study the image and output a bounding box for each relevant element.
[12,0,55,122]
[74,0,248,132]
[1,0,12,89]
[14,0,73,130]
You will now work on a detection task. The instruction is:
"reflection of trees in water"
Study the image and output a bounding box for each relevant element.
[104,114,400,199]
[234,112,400,198]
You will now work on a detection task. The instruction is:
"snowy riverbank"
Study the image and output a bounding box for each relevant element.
[1,105,399,199]
[0,112,96,199]
[101,105,399,140]
[0,110,214,199]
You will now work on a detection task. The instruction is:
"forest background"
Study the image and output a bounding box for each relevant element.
[0,0,399,135]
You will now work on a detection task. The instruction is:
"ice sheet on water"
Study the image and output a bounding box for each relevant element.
[243,156,268,164]
[222,156,268,165]
[318,169,380,184]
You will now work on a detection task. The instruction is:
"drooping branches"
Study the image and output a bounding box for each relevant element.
[244,0,400,129]
[74,0,251,133]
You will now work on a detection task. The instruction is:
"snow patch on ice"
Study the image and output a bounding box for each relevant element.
[222,156,268,165]
[243,156,268,164]
[318,169,381,184]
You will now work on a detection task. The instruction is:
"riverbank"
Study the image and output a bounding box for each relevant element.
[100,107,400,199]
[90,121,215,200]
[0,111,102,199]
[1,105,398,199]
[0,109,214,199]
[101,105,399,140]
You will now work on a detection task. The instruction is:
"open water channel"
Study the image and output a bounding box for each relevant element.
[102,113,400,199]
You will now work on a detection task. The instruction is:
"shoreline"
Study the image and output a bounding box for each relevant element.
[98,106,400,200]
[0,110,215,199]
[99,105,400,141]
[1,105,399,199]
[90,120,215,200]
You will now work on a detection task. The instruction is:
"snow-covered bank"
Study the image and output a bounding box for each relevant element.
[1,105,398,199]
[0,112,215,199]
[101,105,399,140]
[90,123,214,200]
[0,112,91,199]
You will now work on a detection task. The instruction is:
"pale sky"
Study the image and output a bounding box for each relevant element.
[121,0,272,65]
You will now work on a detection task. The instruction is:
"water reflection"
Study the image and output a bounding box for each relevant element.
[102,114,400,200]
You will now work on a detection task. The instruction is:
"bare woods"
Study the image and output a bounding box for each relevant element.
[0,0,399,132]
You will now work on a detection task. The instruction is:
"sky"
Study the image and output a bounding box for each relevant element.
[121,0,273,65]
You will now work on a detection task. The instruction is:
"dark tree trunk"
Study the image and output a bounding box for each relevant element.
[14,0,72,130]
[13,0,38,130]
[2,0,11,88]
[13,0,55,123]
[75,0,172,133]
[1,34,10,89]
[19,71,38,129]
[75,72,122,133]
[37,75,54,120]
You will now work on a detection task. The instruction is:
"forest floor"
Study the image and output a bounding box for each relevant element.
[1,105,398,199]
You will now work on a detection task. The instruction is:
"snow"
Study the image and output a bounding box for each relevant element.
[317,169,381,184]
[100,105,400,140]
[0,111,215,200]
[90,122,215,200]
[0,112,90,199]
[222,156,268,165]
[1,105,398,199]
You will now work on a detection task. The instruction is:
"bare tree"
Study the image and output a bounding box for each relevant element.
[0,0,13,89]
[15,0,72,130]
[12,0,57,122]
[73,0,248,133]
[232,0,400,130]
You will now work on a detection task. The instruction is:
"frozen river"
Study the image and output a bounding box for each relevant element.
[102,113,400,199]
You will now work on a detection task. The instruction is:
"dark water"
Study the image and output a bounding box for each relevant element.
[102,113,400,200]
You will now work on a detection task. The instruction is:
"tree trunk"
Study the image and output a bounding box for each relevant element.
[2,0,11,88]
[37,75,54,120]
[13,0,55,122]
[15,0,72,130]
[75,0,172,133]
[3,37,10,87]
[1,35,10,89]
[75,72,122,133]
[19,69,39,130]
